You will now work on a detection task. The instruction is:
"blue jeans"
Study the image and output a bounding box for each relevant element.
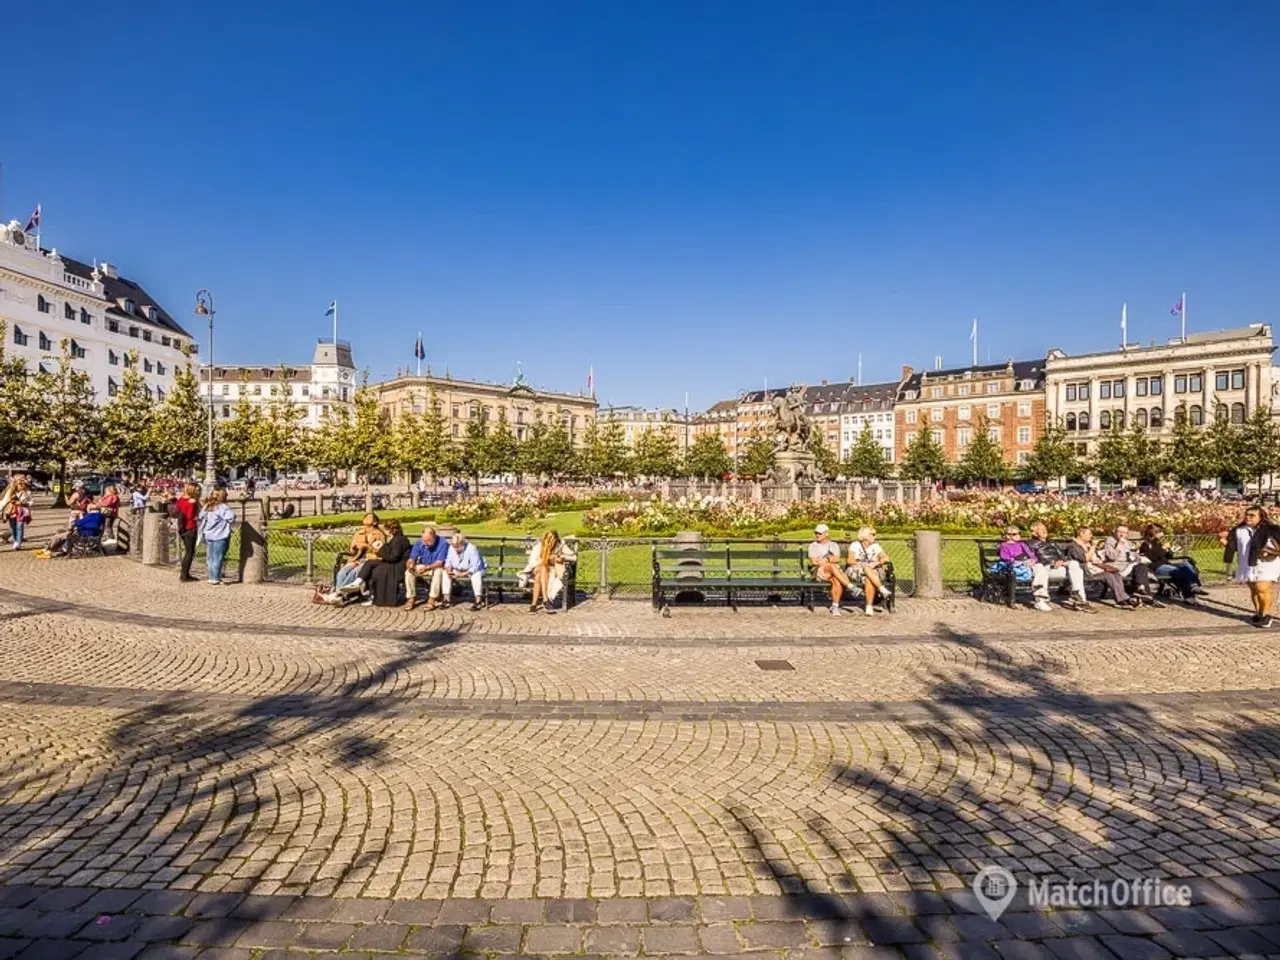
[8,519,24,548]
[335,561,361,589]
[206,537,230,583]
[1155,562,1199,597]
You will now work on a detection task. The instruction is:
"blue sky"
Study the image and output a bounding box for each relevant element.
[4,1,1278,410]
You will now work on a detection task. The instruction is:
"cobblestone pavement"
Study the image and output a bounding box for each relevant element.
[0,554,1278,958]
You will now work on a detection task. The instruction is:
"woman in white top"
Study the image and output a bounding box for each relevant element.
[846,526,891,616]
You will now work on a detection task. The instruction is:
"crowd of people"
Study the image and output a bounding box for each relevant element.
[807,524,893,616]
[314,515,575,613]
[4,476,121,558]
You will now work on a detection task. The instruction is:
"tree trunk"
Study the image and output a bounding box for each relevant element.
[364,477,373,515]
[53,459,68,509]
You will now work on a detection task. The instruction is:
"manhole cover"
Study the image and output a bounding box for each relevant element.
[755,659,794,671]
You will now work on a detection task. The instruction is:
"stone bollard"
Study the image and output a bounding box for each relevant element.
[313,493,322,517]
[125,507,146,558]
[141,500,170,566]
[913,530,944,599]
[239,499,267,584]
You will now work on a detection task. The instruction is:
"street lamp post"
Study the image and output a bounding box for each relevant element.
[194,290,216,493]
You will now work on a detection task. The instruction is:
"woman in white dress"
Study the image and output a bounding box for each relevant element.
[1225,507,1280,627]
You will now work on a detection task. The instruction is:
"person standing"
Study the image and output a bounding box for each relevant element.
[199,489,236,585]
[98,485,121,543]
[0,476,33,551]
[171,483,201,582]
[1235,507,1280,628]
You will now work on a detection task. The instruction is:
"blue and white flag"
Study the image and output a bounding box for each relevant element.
[325,300,337,316]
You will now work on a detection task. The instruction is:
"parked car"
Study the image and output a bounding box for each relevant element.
[75,474,128,497]
[1013,481,1046,495]
[1062,484,1088,498]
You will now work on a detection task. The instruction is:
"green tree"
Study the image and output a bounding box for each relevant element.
[149,362,207,474]
[587,420,631,479]
[1126,422,1165,483]
[1163,409,1212,486]
[485,408,520,477]
[420,389,455,481]
[632,425,681,478]
[343,380,395,510]
[306,406,348,480]
[459,418,490,486]
[0,322,36,466]
[958,417,1009,486]
[842,424,891,480]
[808,430,840,480]
[25,340,100,505]
[1205,414,1242,485]
[683,433,731,480]
[258,368,308,479]
[216,386,264,476]
[738,433,776,479]
[899,429,949,483]
[99,351,157,476]
[392,405,427,491]
[528,420,576,479]
[1091,422,1130,484]
[1020,419,1080,483]
[1237,404,1280,490]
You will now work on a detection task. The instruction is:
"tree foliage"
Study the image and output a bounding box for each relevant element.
[808,430,841,481]
[738,433,776,479]
[842,424,891,480]
[899,429,949,483]
[957,417,1009,485]
[99,351,156,475]
[25,341,100,502]
[150,362,207,474]
[1020,419,1080,482]
[632,425,681,478]
[683,433,732,480]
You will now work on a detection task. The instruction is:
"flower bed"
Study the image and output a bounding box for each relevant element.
[581,492,1245,537]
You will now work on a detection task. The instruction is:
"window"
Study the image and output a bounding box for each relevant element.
[1232,369,1245,390]
[931,386,943,398]
[1114,410,1124,428]
[1078,411,1091,430]
[986,403,1000,419]
[1076,443,1089,456]
[905,409,917,425]
[38,332,52,351]
[143,359,153,373]
[70,340,85,359]
[128,326,139,338]
[64,302,75,320]
[1189,373,1201,392]
[107,378,118,398]
[1135,409,1148,428]
[988,424,1000,441]
[1231,403,1246,424]
[156,387,165,401]
[222,405,231,419]
[341,387,348,402]
[1135,379,1148,397]
[37,295,50,314]
[1100,381,1111,400]
[452,424,459,437]
[12,326,27,347]
[1079,384,1090,401]
[1020,379,1035,390]
[1150,377,1162,395]
[1174,375,1187,394]
[123,354,133,369]
[957,428,972,447]
[986,382,999,394]
[930,407,943,422]
[1113,380,1125,398]
[156,362,166,375]
[958,384,971,396]
[1099,411,1111,430]
[1214,372,1228,391]
[1017,426,1031,444]
[108,350,118,366]
[142,330,152,342]
[108,319,119,333]
[930,429,943,444]
[1215,404,1228,423]
[301,386,309,397]
[1017,401,1031,417]
[1017,451,1031,465]
[1150,407,1163,428]
[80,308,91,325]
[221,384,230,396]
[482,406,492,421]
[904,431,916,446]
[252,384,262,396]
[958,405,971,421]
[1066,413,1076,431]
[124,299,136,314]
[161,336,170,347]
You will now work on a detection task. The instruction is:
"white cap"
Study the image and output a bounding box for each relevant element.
[814,524,830,535]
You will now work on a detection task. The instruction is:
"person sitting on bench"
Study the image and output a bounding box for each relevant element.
[996,525,1051,612]
[1140,523,1203,601]
[523,530,575,614]
[444,532,487,611]
[1067,527,1138,609]
[809,524,853,617]
[335,519,410,606]
[846,526,892,617]
[1026,521,1088,610]
[404,526,450,611]
[1102,524,1159,606]
[334,514,385,591]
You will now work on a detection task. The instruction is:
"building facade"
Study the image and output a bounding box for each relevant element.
[374,372,597,444]
[838,382,899,462]
[203,338,357,429]
[0,220,193,402]
[691,399,740,458]
[597,406,691,453]
[896,359,1046,466]
[1044,326,1275,454]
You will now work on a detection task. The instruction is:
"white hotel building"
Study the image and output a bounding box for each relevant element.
[0,220,194,400]
[203,339,357,429]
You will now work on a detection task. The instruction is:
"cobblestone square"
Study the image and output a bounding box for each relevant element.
[0,554,1277,957]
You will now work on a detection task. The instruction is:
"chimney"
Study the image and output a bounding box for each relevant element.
[99,262,118,279]
[901,365,913,381]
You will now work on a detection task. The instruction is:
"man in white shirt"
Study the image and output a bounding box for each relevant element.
[444,533,487,611]
[808,524,853,616]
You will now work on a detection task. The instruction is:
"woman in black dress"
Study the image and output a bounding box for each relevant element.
[342,519,411,606]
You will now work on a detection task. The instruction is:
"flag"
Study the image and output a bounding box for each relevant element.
[24,204,40,233]
[969,318,977,342]
[1170,295,1184,317]
[325,300,337,316]
[587,366,594,396]
[414,334,425,361]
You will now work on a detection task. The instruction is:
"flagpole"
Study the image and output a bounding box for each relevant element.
[1121,302,1127,349]
[971,318,978,367]
[1181,292,1186,340]
[332,300,338,345]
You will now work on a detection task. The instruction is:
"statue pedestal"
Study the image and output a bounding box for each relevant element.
[771,450,817,485]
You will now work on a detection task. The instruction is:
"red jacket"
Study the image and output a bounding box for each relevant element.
[173,496,198,533]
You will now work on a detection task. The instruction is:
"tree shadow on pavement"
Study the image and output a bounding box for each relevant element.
[731,622,1280,946]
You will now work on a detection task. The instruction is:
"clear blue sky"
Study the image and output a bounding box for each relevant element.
[5,1,1278,410]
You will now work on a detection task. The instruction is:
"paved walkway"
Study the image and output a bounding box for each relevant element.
[0,555,1277,958]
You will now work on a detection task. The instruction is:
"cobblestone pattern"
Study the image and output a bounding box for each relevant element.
[3,877,1280,958]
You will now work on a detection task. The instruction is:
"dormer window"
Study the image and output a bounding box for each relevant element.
[123,298,136,314]
[145,305,158,321]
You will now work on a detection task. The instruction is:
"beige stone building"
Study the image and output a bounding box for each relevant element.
[373,371,597,444]
[691,399,741,458]
[1044,325,1275,455]
[596,406,691,453]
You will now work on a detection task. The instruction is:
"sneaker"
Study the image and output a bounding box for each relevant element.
[1264,616,1275,629]
[544,601,558,614]
[864,606,874,617]
[338,579,364,594]
[360,598,374,606]
[1033,599,1052,612]
[1250,613,1263,627]
[209,580,222,586]
[829,604,843,616]
[469,600,484,612]
[1149,597,1166,609]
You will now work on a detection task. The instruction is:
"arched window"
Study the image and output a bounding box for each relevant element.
[1112,410,1123,429]
[1135,408,1148,428]
[1099,411,1111,430]
[1065,413,1076,431]
[1149,407,1163,428]
[1215,404,1228,423]
[1231,403,1246,424]
[1174,405,1186,424]
[1078,411,1090,430]
[1190,405,1204,426]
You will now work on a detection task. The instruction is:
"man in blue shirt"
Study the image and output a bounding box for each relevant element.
[405,526,450,610]
[444,533,488,611]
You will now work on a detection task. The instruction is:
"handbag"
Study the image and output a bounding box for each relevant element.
[1260,537,1280,563]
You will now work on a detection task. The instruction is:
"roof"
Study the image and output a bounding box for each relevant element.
[1182,325,1270,344]
[900,359,1046,394]
[1045,325,1273,363]
[59,255,190,338]
[209,366,311,383]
